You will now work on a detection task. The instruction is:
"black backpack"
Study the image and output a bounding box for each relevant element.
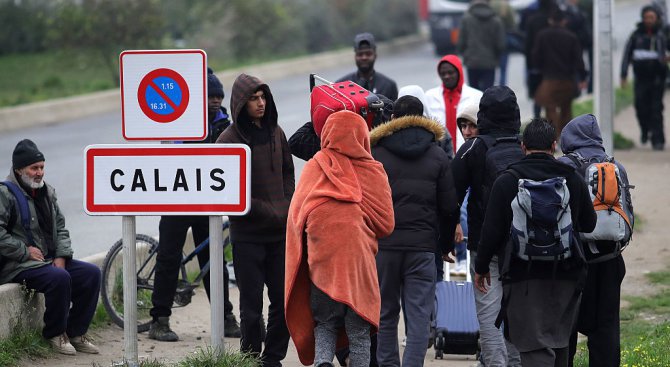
[478,135,524,208]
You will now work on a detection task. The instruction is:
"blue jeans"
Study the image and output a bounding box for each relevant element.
[470,251,521,367]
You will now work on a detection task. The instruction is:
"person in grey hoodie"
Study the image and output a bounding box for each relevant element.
[457,0,506,92]
[558,114,633,367]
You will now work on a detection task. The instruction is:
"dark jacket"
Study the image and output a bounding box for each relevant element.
[620,20,670,80]
[558,114,634,261]
[451,86,521,252]
[336,71,398,101]
[532,26,587,81]
[475,153,597,282]
[216,74,295,243]
[370,116,459,254]
[458,1,506,69]
[203,108,230,144]
[0,171,74,284]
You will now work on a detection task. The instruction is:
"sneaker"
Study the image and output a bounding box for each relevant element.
[148,317,179,342]
[70,334,100,354]
[224,314,241,338]
[48,333,76,355]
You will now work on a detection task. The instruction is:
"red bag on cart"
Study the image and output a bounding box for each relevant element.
[310,74,384,136]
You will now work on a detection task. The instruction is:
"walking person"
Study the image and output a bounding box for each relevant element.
[216,73,295,367]
[370,96,459,366]
[425,55,483,153]
[285,110,394,367]
[621,4,670,150]
[338,32,398,100]
[532,9,587,139]
[148,69,240,342]
[457,0,506,92]
[474,118,597,366]
[560,114,634,367]
[451,86,523,366]
[0,139,101,355]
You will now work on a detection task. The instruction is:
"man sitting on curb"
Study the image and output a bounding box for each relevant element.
[0,139,101,355]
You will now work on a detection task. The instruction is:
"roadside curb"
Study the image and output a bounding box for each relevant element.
[0,34,426,133]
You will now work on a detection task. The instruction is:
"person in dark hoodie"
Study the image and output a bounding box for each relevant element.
[216,73,295,367]
[450,85,522,366]
[369,96,459,366]
[524,0,558,118]
[425,55,483,154]
[457,0,506,92]
[621,4,670,150]
[474,118,597,367]
[559,114,633,367]
[148,68,239,342]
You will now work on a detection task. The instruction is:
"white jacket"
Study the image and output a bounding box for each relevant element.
[425,84,482,150]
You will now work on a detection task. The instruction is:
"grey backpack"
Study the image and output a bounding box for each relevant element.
[508,171,574,261]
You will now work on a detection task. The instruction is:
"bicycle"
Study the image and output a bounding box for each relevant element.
[100,220,231,332]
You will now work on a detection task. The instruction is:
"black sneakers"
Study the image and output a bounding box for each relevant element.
[224,314,241,338]
[148,317,179,342]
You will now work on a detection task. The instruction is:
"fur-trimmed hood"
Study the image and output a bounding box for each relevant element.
[370,115,446,159]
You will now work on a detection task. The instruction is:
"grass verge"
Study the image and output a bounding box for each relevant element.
[571,85,636,151]
[93,346,261,367]
[573,268,670,366]
[0,327,51,367]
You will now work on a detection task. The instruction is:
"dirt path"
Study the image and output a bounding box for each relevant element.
[19,100,670,367]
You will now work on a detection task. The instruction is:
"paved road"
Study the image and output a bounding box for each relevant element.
[0,0,644,258]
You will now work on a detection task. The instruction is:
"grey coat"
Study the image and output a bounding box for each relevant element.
[457,1,506,69]
[0,171,73,284]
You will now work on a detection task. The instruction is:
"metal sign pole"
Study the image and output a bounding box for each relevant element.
[122,215,139,366]
[209,215,225,349]
[594,0,615,155]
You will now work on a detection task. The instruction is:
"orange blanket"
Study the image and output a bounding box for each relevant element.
[285,111,395,365]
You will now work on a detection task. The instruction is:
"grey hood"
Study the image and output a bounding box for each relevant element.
[559,114,607,159]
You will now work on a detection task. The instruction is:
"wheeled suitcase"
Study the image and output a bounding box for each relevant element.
[309,74,384,136]
[433,251,480,359]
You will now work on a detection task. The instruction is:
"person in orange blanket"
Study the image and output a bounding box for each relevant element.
[285,110,395,367]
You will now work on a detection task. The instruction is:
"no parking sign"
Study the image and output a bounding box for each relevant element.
[120,50,207,140]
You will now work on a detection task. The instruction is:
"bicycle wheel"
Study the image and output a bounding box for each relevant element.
[100,234,159,333]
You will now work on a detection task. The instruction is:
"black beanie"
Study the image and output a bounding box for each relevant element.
[208,72,225,98]
[13,139,45,169]
[477,86,521,135]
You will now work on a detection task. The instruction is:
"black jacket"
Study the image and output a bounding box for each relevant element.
[621,21,670,80]
[370,116,459,254]
[451,86,521,252]
[336,70,398,101]
[532,26,587,81]
[475,153,597,282]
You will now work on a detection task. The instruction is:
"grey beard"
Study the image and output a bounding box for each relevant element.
[19,172,44,189]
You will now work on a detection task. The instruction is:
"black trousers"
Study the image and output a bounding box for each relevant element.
[150,215,233,320]
[568,256,626,367]
[233,240,290,367]
[13,259,101,339]
[634,76,666,147]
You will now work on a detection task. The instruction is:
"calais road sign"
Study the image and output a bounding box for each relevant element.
[120,50,206,141]
[84,144,250,216]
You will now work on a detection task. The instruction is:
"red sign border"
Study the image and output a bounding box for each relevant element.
[120,49,207,141]
[137,68,190,123]
[85,145,248,215]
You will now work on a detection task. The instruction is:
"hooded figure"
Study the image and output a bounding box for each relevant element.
[558,114,633,367]
[216,73,294,365]
[425,55,483,152]
[285,110,395,366]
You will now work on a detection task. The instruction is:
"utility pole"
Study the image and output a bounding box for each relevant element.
[594,0,615,154]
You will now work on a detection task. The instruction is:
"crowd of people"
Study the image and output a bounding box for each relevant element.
[0,1,663,367]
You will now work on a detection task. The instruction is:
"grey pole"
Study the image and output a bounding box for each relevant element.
[122,215,139,366]
[594,0,615,155]
[209,215,225,349]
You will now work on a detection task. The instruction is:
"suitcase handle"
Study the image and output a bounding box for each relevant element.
[310,73,333,91]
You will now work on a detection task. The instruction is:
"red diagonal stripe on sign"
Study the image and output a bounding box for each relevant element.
[149,80,179,111]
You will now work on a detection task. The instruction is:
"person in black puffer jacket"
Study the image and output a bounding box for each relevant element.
[370,96,459,366]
